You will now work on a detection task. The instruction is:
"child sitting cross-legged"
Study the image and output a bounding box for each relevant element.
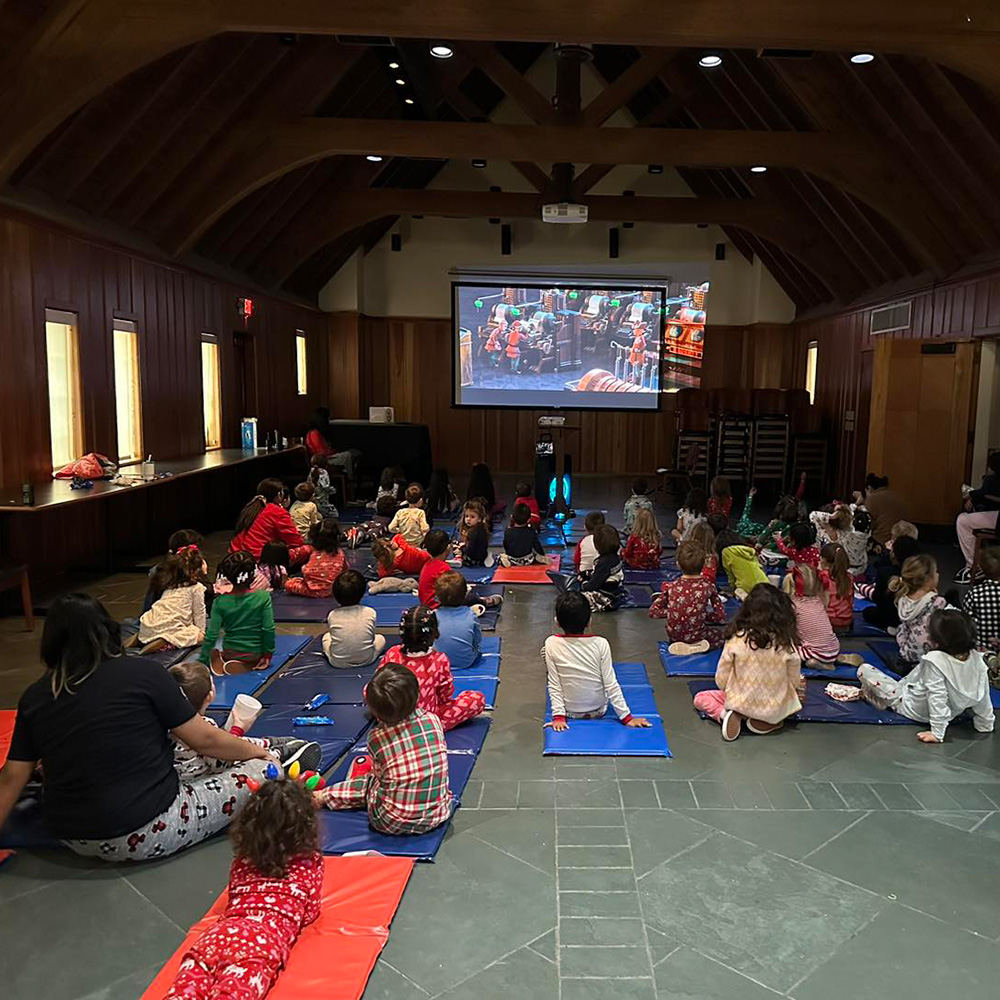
[671,487,708,542]
[623,478,655,535]
[511,479,541,527]
[890,554,953,673]
[142,528,207,614]
[168,661,321,778]
[775,520,821,569]
[256,542,290,592]
[433,570,484,670]
[501,503,548,567]
[133,547,207,654]
[692,583,805,741]
[284,519,346,598]
[857,609,994,743]
[389,483,430,547]
[453,499,491,568]
[578,524,627,612]
[419,529,455,608]
[708,476,732,519]
[201,552,275,674]
[308,454,339,519]
[323,569,386,668]
[379,605,486,730]
[289,481,321,539]
[574,511,605,575]
[369,533,427,594]
[317,663,453,835]
[544,592,651,732]
[819,542,854,630]
[963,546,1000,675]
[623,507,663,570]
[651,540,727,655]
[783,565,864,670]
[688,520,718,584]
[164,780,324,1000]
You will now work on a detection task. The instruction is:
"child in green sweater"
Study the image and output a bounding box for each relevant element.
[200,551,276,674]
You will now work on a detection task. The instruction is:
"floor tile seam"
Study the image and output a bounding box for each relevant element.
[558,889,637,895]
[893,899,1000,944]
[557,865,634,870]
[378,960,434,998]
[464,831,555,880]
[795,780,850,810]
[560,975,655,981]
[900,782,972,811]
[967,810,997,833]
[684,946,792,998]
[524,926,559,967]
[561,943,648,948]
[120,874,187,935]
[0,879,61,907]
[633,830,716,882]
[798,810,872,862]
[554,792,563,1000]
[651,944,684,969]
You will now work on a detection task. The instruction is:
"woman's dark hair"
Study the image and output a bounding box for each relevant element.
[423,528,450,558]
[311,406,331,431]
[512,502,531,526]
[593,523,621,556]
[788,521,816,550]
[333,569,366,606]
[366,663,420,725]
[218,550,257,589]
[168,528,203,552]
[400,604,439,653]
[726,583,800,651]
[230,780,318,879]
[235,478,286,534]
[928,609,976,658]
[467,462,496,509]
[775,497,800,523]
[683,487,708,517]
[41,593,122,697]
[632,477,649,496]
[555,591,591,634]
[853,508,872,533]
[309,518,341,553]
[890,535,921,566]
[149,549,204,598]
[425,468,452,515]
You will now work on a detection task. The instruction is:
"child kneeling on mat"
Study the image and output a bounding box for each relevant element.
[323,570,386,668]
[317,663,453,835]
[433,571,483,670]
[165,781,324,1000]
[857,609,994,743]
[545,592,650,732]
[200,552,275,674]
[380,605,486,730]
[693,583,805,741]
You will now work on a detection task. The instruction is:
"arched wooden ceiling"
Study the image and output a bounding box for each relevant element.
[3,1,1000,312]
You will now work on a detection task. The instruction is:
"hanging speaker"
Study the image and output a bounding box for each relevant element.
[715,242,726,260]
[501,224,512,256]
[609,227,620,259]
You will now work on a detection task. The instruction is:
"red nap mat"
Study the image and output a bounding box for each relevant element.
[141,854,413,1000]
[492,554,561,584]
[0,710,16,767]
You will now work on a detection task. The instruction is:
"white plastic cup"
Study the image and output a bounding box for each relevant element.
[226,693,262,736]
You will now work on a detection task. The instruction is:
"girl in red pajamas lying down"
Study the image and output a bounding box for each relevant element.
[165,780,323,1000]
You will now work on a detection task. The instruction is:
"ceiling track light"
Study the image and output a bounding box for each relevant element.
[850,52,875,64]
[430,43,454,59]
[388,61,400,69]
[394,77,406,86]
[699,53,722,68]
[750,165,767,173]
[647,164,664,174]
[366,154,383,162]
[471,158,487,168]
[404,97,415,105]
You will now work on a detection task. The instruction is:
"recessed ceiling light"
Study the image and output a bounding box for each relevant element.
[647,164,664,174]
[388,61,400,69]
[750,165,767,173]
[850,52,875,64]
[471,158,487,168]
[366,155,383,162]
[430,44,454,59]
[394,78,406,86]
[699,53,722,68]
[404,97,415,105]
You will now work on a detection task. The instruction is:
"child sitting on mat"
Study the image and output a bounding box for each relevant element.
[692,583,805,741]
[623,507,663,570]
[819,543,853,630]
[579,524,627,612]
[689,520,719,584]
[231,478,311,568]
[256,542,290,592]
[308,454,339,519]
[133,547,207,654]
[545,592,650,732]
[511,479,542,527]
[323,570,386,668]
[737,485,802,546]
[623,478,655,535]
[379,605,486,729]
[433,571,483,670]
[963,547,1000,672]
[201,552,275,674]
[426,467,460,518]
[164,780,324,1000]
[370,532,429,593]
[774,520,821,569]
[671,487,707,542]
[713,519,767,598]
[890,554,953,673]
[284,519,346,598]
[810,504,869,576]
[783,566,863,670]
[168,661,321,778]
[652,541,727,655]
[317,663,453,834]
[500,503,547,567]
[858,609,994,743]
[457,501,491,567]
[418,529,454,608]
[289,481,321,539]
[389,483,430,547]
[708,476,732,519]
[859,535,921,633]
[574,511,605,575]
[142,528,208,614]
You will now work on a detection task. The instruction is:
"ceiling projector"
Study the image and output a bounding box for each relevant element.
[541,202,588,224]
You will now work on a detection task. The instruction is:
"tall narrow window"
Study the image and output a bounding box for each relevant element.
[201,337,222,450]
[804,340,818,404]
[45,309,83,470]
[295,332,308,395]
[113,319,143,463]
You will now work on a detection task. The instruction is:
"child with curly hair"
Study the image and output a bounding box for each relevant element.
[284,519,346,598]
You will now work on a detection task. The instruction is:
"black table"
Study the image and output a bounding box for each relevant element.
[329,421,433,484]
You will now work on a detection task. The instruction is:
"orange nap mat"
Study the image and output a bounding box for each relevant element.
[0,710,16,767]
[141,855,414,1000]
[492,553,561,584]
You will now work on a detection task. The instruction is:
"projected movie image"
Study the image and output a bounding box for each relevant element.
[454,281,708,410]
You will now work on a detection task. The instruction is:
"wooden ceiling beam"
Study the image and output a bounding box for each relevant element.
[580,47,678,127]
[464,42,556,124]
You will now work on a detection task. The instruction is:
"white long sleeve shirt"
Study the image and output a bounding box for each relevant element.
[138,583,206,647]
[543,634,633,723]
[896,649,995,741]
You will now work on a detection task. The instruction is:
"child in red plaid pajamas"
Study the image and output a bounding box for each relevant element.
[166,780,323,1000]
[652,541,727,655]
[380,605,486,730]
[318,663,453,834]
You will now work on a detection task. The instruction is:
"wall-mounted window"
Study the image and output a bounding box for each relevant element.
[45,308,83,470]
[201,336,222,450]
[804,340,818,404]
[113,319,143,463]
[295,332,308,395]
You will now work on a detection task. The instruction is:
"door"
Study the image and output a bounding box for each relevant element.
[232,331,257,418]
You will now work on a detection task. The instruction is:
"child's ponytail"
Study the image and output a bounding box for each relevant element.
[235,478,285,534]
[400,605,439,653]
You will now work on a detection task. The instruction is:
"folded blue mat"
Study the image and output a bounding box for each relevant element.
[453,675,499,708]
[658,643,865,681]
[0,795,61,849]
[687,679,918,724]
[209,634,312,709]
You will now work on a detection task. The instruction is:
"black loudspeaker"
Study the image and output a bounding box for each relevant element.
[534,452,555,511]
[501,224,512,255]
[715,242,726,260]
[390,233,402,252]
[609,227,620,259]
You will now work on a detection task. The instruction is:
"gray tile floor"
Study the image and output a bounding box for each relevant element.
[2,478,998,1000]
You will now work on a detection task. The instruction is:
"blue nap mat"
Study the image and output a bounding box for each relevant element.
[544,717,671,756]
[0,796,60,849]
[545,685,659,717]
[867,641,1000,708]
[126,645,196,669]
[658,643,865,681]
[854,596,875,611]
[317,752,475,860]
[352,716,493,755]
[687,679,918,725]
[624,568,679,586]
[209,634,311,709]
[453,675,499,708]
[271,589,503,628]
[623,584,653,608]
[613,662,652,686]
[455,566,495,584]
[840,613,887,638]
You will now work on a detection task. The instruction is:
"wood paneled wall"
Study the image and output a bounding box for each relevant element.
[356,316,801,475]
[0,209,328,486]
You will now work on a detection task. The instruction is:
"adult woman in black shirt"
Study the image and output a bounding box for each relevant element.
[0,594,274,862]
